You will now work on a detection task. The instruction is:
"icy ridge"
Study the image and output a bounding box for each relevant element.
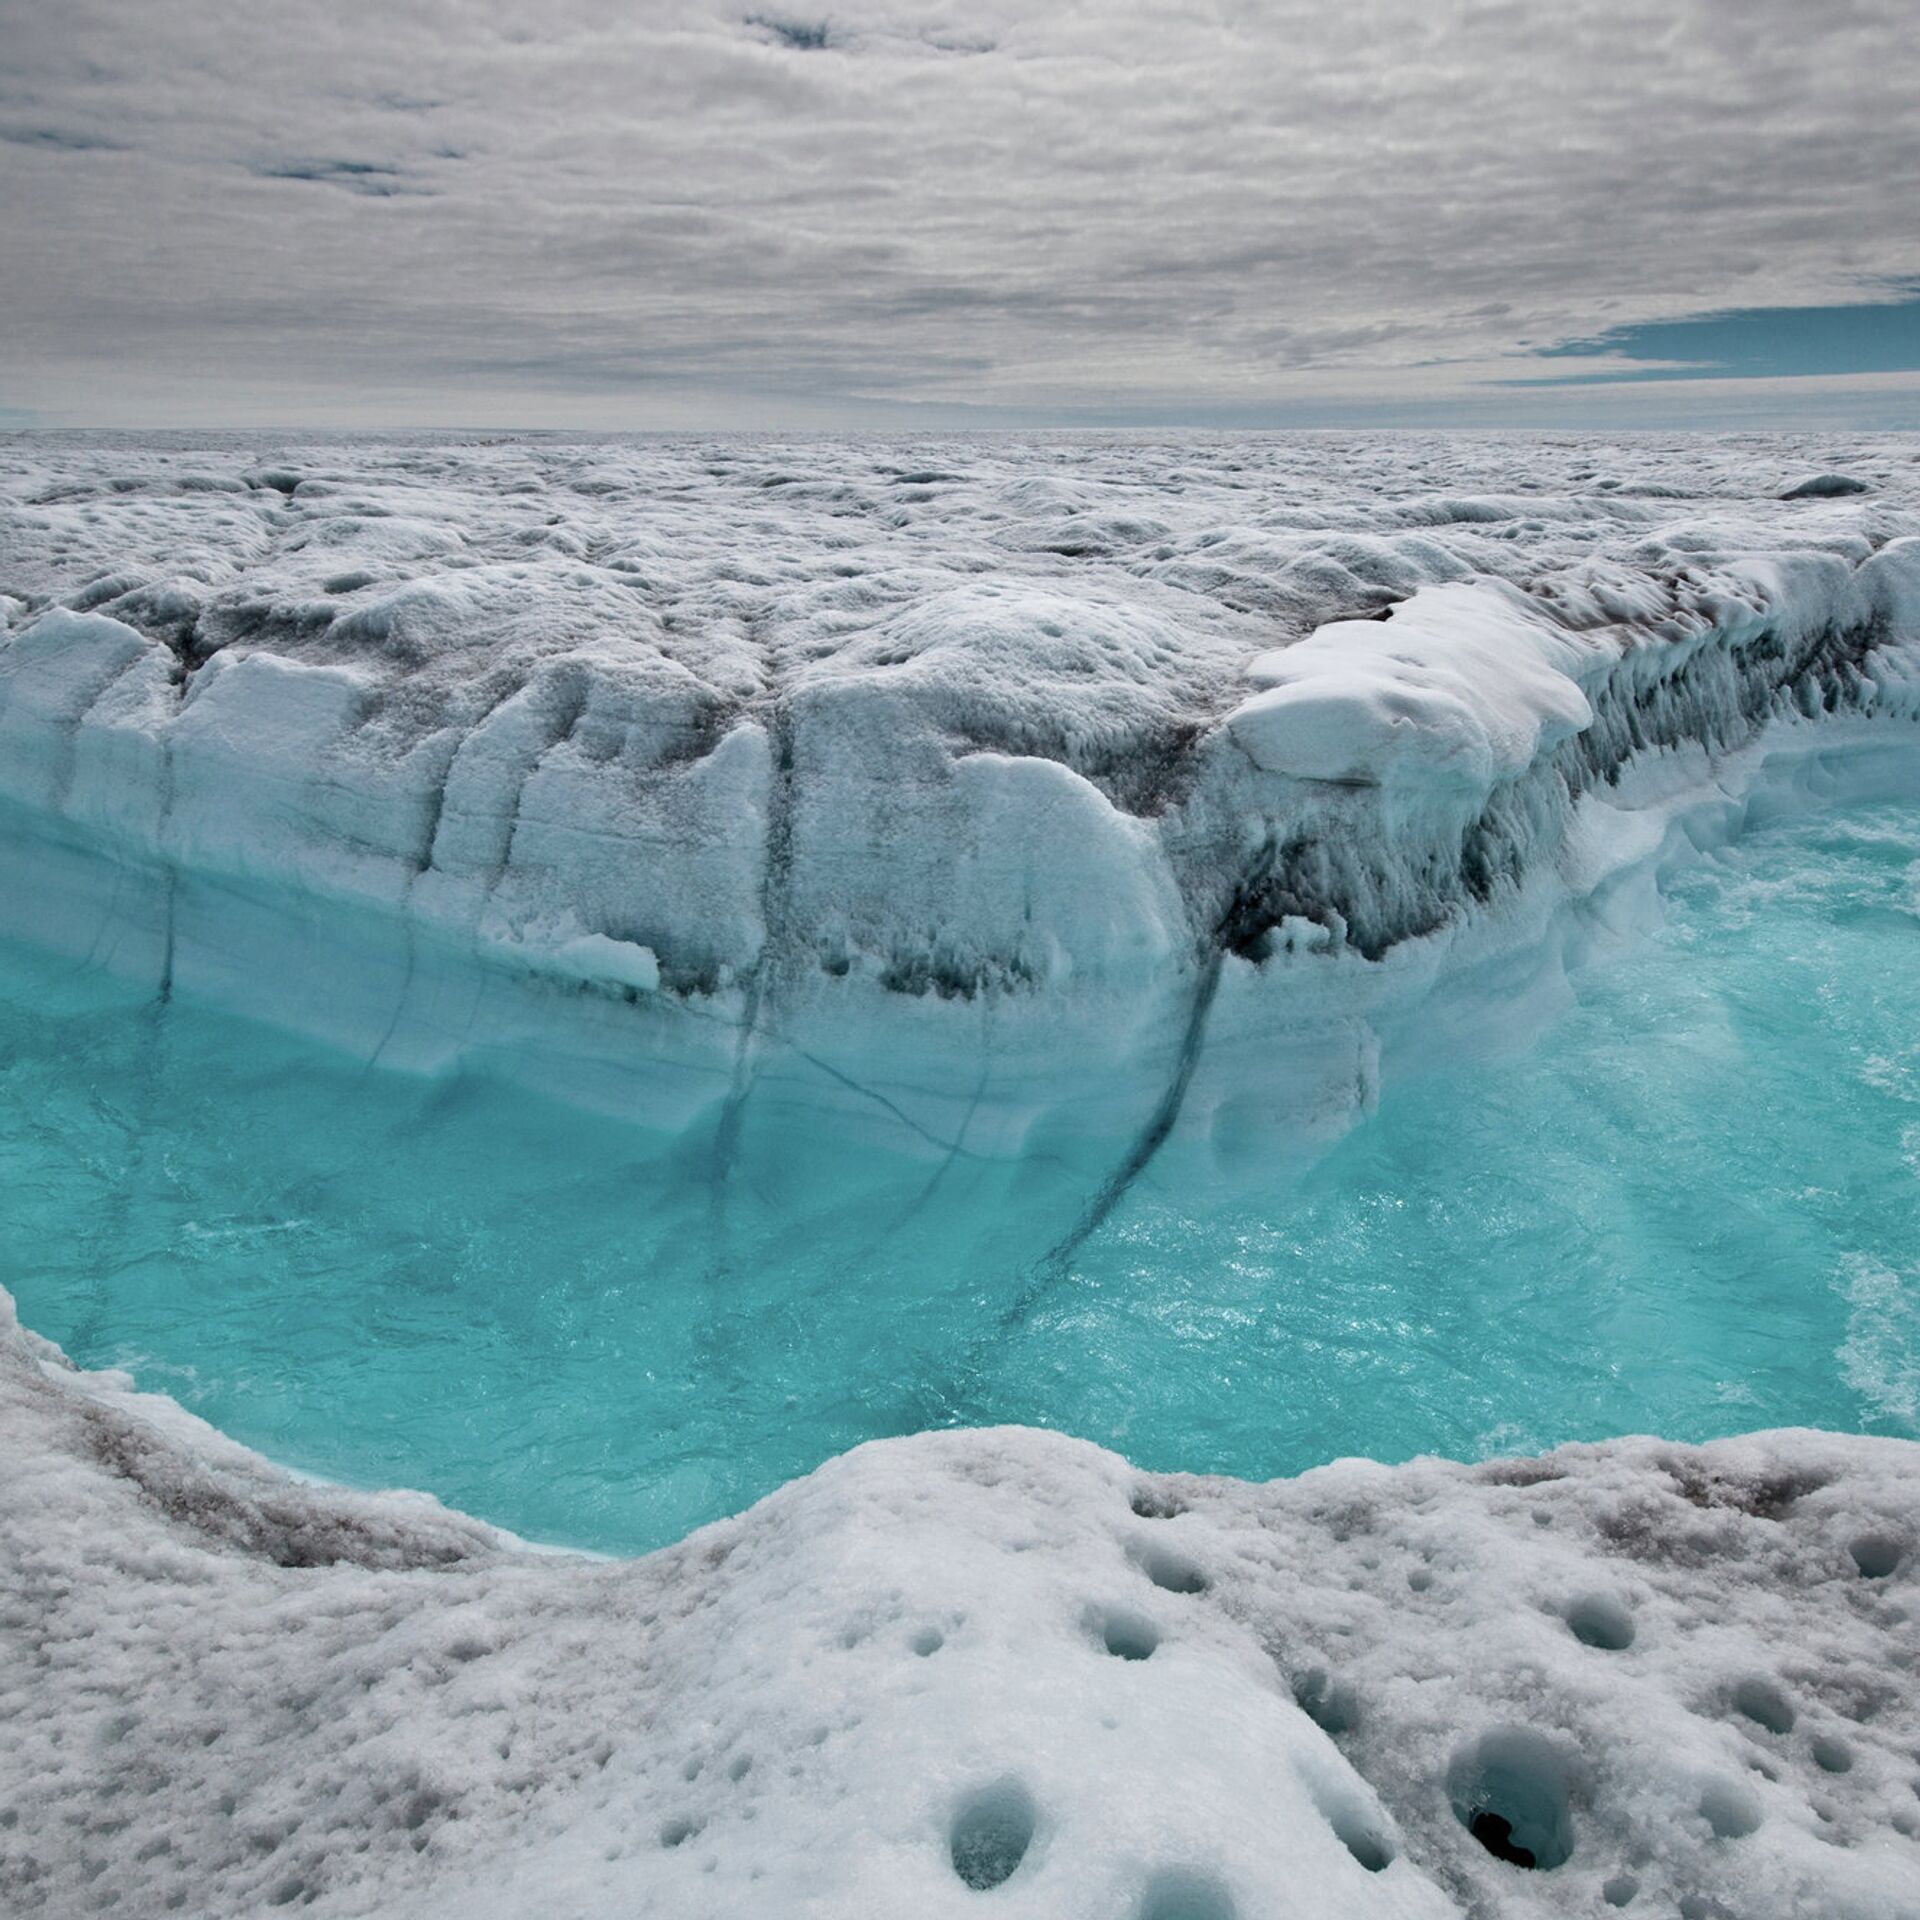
[1203,545,1920,961]
[2,436,1918,1156]
[4,1286,1916,1920]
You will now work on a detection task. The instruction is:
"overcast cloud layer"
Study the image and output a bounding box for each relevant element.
[2,0,1916,427]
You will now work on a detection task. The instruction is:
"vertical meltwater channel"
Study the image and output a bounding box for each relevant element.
[2,798,1916,1554]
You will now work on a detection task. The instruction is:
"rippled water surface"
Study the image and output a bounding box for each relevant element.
[5,802,1916,1552]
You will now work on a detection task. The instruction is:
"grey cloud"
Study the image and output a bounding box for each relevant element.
[361,92,449,113]
[745,14,837,52]
[252,158,427,196]
[0,124,126,151]
[1,0,1915,425]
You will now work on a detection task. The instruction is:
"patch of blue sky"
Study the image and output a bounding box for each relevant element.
[1515,289,1920,385]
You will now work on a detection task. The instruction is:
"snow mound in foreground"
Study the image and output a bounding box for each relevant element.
[6,1289,1916,1920]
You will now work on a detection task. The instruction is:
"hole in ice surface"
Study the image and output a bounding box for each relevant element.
[1811,1735,1853,1774]
[400,1786,444,1830]
[1448,1730,1579,1870]
[1297,1735,1405,1866]
[660,1815,702,1849]
[1319,1793,1394,1873]
[949,1780,1036,1891]
[911,1626,944,1657]
[1850,1533,1903,1579]
[1292,1667,1359,1737]
[1602,1873,1639,1906]
[1341,1830,1393,1873]
[1095,1606,1160,1661]
[1133,1541,1207,1595]
[1130,1485,1185,1520]
[1698,1777,1763,1839]
[1732,1678,1794,1734]
[1466,1812,1537,1868]
[1566,1593,1635,1650]
[1138,1867,1236,1920]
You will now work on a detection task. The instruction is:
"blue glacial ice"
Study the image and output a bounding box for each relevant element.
[2,432,1919,1919]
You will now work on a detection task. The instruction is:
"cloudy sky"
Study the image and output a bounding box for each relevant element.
[3,0,1916,428]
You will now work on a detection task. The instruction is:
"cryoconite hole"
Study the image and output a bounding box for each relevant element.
[1097,1606,1161,1661]
[1133,1541,1208,1595]
[1731,1678,1794,1735]
[950,1781,1037,1890]
[1698,1777,1764,1840]
[1138,1866,1237,1920]
[1448,1730,1579,1871]
[1565,1594,1635,1651]
[1850,1534,1903,1579]
[1293,1667,1360,1738]
[1320,1793,1395,1873]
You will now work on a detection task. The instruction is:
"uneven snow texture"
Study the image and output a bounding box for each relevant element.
[3,1290,1917,1920]
[3,432,1919,1162]
[7,439,1920,1918]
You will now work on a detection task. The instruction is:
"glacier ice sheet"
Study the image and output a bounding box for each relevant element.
[4,432,1920,1917]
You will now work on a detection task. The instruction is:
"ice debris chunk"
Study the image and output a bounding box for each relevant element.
[1227,582,1595,788]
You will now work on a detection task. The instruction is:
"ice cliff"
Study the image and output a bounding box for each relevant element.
[4,433,1919,1173]
[4,1289,1917,1919]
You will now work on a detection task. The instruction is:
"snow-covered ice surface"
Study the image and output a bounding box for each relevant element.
[5,1292,1918,1920]
[4,432,1920,1916]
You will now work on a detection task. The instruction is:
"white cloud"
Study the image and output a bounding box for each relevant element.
[1,0,1915,424]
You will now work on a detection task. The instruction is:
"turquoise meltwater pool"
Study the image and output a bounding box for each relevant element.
[4,800,1915,1552]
